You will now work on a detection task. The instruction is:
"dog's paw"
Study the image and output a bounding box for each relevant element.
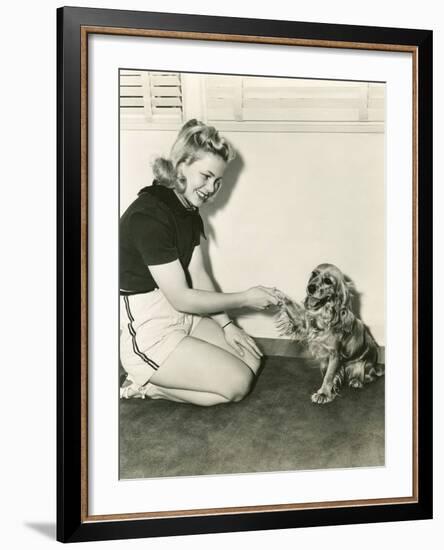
[311,390,336,405]
[332,371,345,396]
[364,364,385,383]
[275,309,306,340]
[375,364,385,376]
[349,378,363,389]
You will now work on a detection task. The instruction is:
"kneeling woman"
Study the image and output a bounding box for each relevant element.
[120,119,278,406]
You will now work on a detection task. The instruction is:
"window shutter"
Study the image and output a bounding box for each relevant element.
[367,83,385,121]
[119,71,384,131]
[149,73,183,121]
[120,70,184,124]
[205,75,385,124]
[205,76,243,121]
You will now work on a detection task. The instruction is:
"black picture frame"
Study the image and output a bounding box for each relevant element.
[57,6,433,543]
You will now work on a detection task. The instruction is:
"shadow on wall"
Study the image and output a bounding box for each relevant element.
[199,151,245,291]
[341,269,363,320]
[198,159,381,341]
[334,270,380,346]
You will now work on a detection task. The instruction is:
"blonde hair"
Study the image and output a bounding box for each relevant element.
[152,119,235,192]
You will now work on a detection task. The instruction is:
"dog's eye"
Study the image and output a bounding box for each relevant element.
[323,277,333,285]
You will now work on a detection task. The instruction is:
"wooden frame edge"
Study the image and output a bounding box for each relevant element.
[82,25,418,53]
[412,47,419,502]
[72,18,428,536]
[80,25,89,522]
[83,496,418,524]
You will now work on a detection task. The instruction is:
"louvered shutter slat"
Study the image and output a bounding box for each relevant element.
[206,85,239,119]
[150,86,181,97]
[243,98,364,109]
[205,75,384,125]
[120,75,142,87]
[368,84,385,121]
[242,108,361,121]
[150,75,181,86]
[120,72,144,116]
[205,76,242,121]
[207,86,239,98]
[243,87,362,99]
[152,108,183,118]
[120,70,184,124]
[120,97,145,108]
[152,97,182,107]
[120,86,143,96]
[150,73,183,121]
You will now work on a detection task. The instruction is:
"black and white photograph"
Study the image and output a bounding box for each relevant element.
[118,70,386,480]
[1,0,439,546]
[53,5,433,543]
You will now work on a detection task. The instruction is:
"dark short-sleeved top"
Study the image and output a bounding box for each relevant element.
[120,184,205,295]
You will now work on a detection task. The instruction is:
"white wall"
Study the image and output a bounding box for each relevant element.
[121,128,385,342]
[2,1,442,550]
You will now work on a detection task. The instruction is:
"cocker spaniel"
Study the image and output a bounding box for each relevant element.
[275,263,384,404]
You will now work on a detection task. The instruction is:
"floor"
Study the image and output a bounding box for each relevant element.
[119,348,385,480]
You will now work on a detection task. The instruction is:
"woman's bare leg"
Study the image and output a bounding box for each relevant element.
[148,335,254,406]
[121,381,230,406]
[191,317,262,375]
[141,384,231,406]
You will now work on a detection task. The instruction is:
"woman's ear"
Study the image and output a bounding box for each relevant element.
[176,162,187,186]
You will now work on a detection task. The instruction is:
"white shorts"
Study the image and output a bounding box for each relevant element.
[120,289,202,387]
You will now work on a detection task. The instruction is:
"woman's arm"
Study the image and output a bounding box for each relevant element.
[188,246,264,360]
[149,259,245,314]
[148,250,278,315]
[188,245,231,326]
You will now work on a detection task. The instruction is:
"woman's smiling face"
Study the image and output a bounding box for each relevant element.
[178,153,227,208]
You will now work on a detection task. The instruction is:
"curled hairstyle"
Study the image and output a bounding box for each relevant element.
[152,119,236,192]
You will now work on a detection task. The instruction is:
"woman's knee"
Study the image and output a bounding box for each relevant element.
[223,364,254,402]
[243,352,261,376]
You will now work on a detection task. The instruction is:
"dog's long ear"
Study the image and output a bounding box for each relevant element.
[338,276,354,308]
[339,307,355,334]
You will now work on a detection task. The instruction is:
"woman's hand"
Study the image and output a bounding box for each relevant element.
[243,286,280,311]
[223,323,263,359]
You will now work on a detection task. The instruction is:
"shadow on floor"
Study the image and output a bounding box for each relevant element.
[24,522,56,540]
[119,356,385,479]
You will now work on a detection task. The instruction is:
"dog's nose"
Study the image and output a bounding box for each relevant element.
[308,284,317,295]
